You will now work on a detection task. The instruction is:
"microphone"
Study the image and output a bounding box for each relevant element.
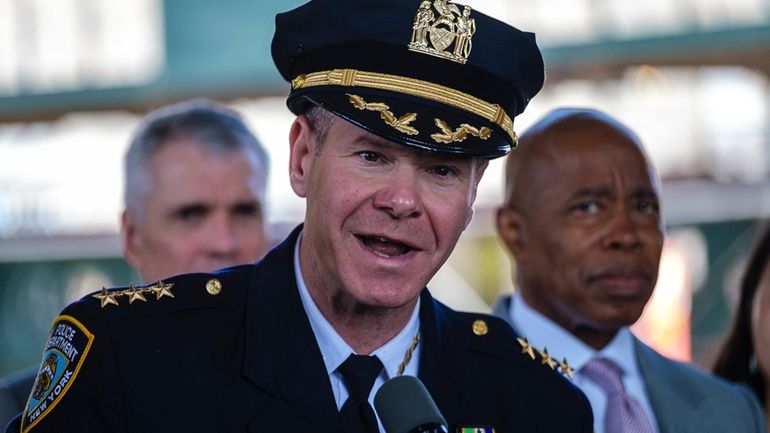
[374,375,448,433]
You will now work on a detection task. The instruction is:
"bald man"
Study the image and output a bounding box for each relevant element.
[493,108,765,433]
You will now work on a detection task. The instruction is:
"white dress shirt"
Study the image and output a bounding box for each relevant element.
[509,291,659,433]
[293,232,421,433]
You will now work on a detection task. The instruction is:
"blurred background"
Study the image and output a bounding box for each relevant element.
[1,0,770,376]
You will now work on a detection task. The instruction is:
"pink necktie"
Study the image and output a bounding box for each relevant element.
[581,357,656,433]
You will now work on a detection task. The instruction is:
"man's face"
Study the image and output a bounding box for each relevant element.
[122,139,267,282]
[290,115,486,309]
[498,123,664,335]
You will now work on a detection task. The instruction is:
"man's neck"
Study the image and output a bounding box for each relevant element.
[518,291,618,351]
[312,291,418,355]
[571,326,617,351]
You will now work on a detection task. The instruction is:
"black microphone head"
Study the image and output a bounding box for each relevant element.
[374,375,448,433]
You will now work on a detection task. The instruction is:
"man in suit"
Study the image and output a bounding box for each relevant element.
[493,107,766,433]
[0,99,270,430]
[7,1,595,432]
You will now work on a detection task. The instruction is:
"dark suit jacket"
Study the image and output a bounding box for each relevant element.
[8,228,592,433]
[493,294,767,433]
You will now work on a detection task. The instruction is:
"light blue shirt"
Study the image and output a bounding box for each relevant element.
[293,232,421,432]
[509,291,659,433]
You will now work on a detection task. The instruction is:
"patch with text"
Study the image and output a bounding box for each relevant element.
[22,315,94,432]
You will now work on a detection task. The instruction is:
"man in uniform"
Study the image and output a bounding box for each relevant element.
[0,98,270,429]
[7,1,594,432]
[494,107,766,433]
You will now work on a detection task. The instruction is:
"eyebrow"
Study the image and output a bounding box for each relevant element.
[350,134,396,150]
[569,186,659,200]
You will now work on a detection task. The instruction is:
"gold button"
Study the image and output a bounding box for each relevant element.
[472,319,488,336]
[206,278,222,295]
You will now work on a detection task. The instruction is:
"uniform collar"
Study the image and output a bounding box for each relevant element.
[510,291,640,376]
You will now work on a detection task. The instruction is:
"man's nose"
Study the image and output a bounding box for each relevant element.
[204,214,239,256]
[603,208,642,251]
[372,170,423,219]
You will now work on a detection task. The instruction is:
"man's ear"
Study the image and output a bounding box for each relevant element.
[463,159,490,229]
[121,210,142,270]
[288,115,317,198]
[496,206,528,259]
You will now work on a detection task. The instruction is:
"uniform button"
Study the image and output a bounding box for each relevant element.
[206,278,222,295]
[472,319,488,336]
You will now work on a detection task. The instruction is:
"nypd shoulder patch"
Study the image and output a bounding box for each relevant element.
[22,315,94,432]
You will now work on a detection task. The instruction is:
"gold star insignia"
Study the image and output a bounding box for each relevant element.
[517,337,535,360]
[151,280,175,300]
[538,347,557,370]
[559,357,574,379]
[92,287,119,308]
[124,283,147,304]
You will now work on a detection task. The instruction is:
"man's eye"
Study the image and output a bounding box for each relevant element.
[637,200,659,214]
[575,201,600,213]
[358,151,380,162]
[174,205,207,222]
[233,203,261,218]
[430,166,456,177]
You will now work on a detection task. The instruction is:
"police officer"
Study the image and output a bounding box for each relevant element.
[7,1,593,432]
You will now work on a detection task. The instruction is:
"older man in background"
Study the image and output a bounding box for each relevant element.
[493,107,766,433]
[0,99,270,429]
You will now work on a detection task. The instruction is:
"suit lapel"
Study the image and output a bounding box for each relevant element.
[242,226,340,433]
[634,338,707,433]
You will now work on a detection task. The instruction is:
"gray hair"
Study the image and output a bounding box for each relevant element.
[304,104,335,152]
[123,99,270,220]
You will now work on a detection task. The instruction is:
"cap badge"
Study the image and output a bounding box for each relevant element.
[409,0,476,64]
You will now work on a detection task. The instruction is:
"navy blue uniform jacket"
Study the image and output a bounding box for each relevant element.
[7,227,592,433]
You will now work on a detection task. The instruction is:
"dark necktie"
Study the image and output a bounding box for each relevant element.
[338,354,384,433]
[581,357,655,433]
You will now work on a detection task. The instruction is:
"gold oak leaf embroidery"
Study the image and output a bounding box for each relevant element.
[431,118,492,144]
[347,94,419,136]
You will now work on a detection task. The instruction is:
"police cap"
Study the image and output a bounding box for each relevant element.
[272,0,545,158]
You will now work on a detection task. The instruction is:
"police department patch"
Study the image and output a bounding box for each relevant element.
[22,315,94,432]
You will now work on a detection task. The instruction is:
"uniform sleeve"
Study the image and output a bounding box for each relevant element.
[6,301,125,433]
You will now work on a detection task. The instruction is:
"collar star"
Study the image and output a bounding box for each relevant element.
[125,283,147,304]
[92,287,119,308]
[517,337,536,360]
[559,358,574,379]
[538,347,556,370]
[151,280,175,300]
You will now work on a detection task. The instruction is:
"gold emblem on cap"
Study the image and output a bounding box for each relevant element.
[206,278,222,295]
[347,94,419,135]
[472,319,488,336]
[431,118,492,144]
[408,0,476,64]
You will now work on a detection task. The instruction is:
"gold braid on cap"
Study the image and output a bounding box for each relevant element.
[292,68,518,146]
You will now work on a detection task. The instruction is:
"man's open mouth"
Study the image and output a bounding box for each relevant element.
[356,234,415,258]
